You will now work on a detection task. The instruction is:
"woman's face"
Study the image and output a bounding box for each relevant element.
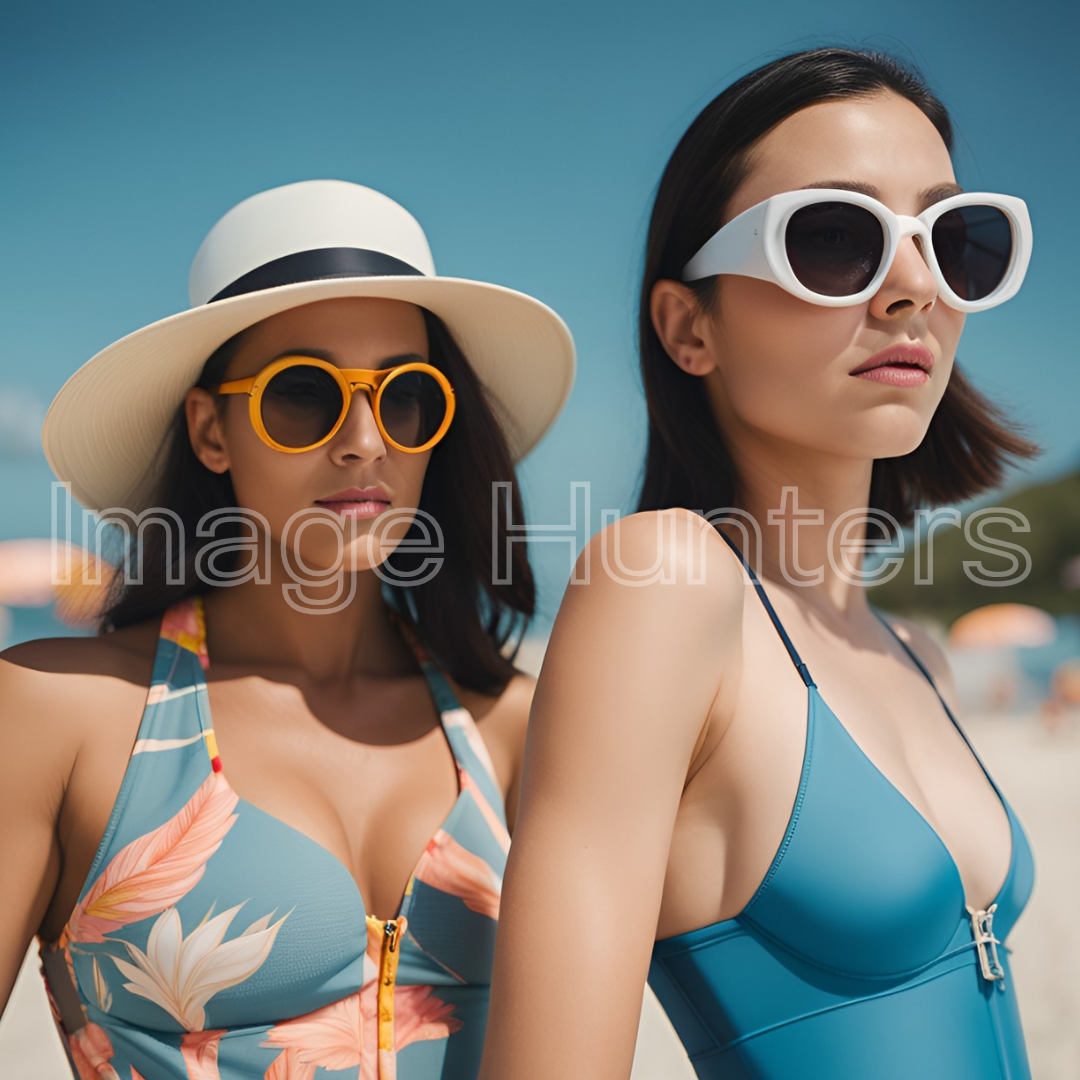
[669,91,965,468]
[187,297,434,577]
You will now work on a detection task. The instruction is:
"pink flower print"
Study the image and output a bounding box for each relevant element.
[457,767,510,853]
[443,709,502,789]
[264,993,363,1073]
[413,829,501,919]
[181,1029,226,1080]
[69,1022,121,1080]
[390,985,463,1050]
[263,1046,313,1080]
[261,984,461,1080]
[67,773,239,944]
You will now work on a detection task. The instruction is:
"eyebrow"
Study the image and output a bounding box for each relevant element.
[267,349,426,370]
[802,180,964,210]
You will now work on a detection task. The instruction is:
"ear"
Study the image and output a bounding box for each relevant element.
[650,279,720,377]
[185,387,231,474]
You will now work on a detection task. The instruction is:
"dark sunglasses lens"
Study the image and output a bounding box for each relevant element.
[379,369,449,448]
[785,202,885,296]
[932,205,1013,302]
[261,365,344,448]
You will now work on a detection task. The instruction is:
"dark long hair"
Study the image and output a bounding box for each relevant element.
[637,47,1038,524]
[98,308,533,694]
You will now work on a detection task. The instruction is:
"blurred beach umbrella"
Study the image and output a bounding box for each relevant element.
[948,603,1057,649]
[0,539,112,628]
[0,539,57,606]
[0,385,46,457]
[1051,659,1080,704]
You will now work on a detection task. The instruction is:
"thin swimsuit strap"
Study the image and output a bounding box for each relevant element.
[712,528,817,689]
[711,526,984,777]
[870,607,942,696]
[868,604,1000,794]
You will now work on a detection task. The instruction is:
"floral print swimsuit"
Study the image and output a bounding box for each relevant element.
[39,595,510,1080]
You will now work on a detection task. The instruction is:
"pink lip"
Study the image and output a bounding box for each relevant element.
[314,486,390,519]
[850,344,934,387]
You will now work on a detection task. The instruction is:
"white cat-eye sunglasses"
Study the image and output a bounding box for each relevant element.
[682,188,1032,312]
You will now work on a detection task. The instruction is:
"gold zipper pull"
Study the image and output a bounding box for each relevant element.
[376,915,408,1077]
[384,919,400,962]
[967,903,1006,989]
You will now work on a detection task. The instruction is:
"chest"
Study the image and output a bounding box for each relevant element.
[202,674,464,917]
[52,650,511,1038]
[662,607,1014,940]
[53,661,507,943]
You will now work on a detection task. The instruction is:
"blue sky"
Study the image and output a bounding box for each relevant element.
[2,0,1077,631]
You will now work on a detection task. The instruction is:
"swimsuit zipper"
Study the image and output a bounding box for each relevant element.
[967,904,1006,989]
[376,915,407,1079]
[967,905,1020,1076]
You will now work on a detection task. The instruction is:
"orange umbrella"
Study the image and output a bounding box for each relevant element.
[1051,660,1080,704]
[0,539,113,628]
[948,603,1057,649]
[0,539,58,606]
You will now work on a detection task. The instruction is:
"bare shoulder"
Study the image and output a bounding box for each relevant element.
[0,619,160,740]
[579,508,745,621]
[556,508,748,708]
[522,509,747,767]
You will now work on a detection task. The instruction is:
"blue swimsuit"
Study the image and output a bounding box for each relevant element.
[648,530,1035,1079]
[39,595,510,1080]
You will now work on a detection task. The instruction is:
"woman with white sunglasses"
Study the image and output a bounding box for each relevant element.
[479,47,1038,1080]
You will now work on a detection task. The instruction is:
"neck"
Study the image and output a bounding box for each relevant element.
[719,433,884,621]
[200,542,417,686]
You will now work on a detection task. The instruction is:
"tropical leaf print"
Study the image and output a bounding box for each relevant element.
[457,768,510,853]
[263,993,363,1074]
[263,1046,312,1080]
[92,956,112,1012]
[68,1021,121,1080]
[261,982,461,1080]
[413,829,501,919]
[67,773,239,944]
[181,1029,226,1080]
[110,903,288,1031]
[443,710,501,782]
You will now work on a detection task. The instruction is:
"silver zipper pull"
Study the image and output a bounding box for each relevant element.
[967,903,1006,990]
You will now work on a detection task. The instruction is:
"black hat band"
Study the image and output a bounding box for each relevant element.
[208,247,425,303]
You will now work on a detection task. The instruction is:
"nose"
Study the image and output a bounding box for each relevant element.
[327,387,387,464]
[867,231,939,321]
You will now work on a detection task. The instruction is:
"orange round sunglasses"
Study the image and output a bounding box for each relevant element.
[212,355,456,454]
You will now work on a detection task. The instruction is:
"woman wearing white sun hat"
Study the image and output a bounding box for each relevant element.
[0,179,574,1080]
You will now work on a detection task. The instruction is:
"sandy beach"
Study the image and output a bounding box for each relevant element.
[2,708,1077,1079]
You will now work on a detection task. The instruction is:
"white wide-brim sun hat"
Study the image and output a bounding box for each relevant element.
[42,179,576,515]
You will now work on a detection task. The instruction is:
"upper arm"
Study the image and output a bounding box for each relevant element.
[0,648,82,1016]
[516,511,740,871]
[479,510,744,1080]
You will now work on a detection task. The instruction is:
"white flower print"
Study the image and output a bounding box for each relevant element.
[110,903,288,1031]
